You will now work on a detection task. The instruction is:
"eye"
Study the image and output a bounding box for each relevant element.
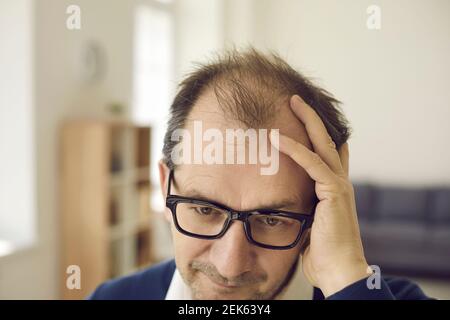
[262,216,283,227]
[191,206,215,215]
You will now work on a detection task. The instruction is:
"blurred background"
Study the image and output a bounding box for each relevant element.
[0,0,449,299]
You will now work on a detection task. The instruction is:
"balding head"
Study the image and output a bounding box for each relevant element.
[163,48,351,169]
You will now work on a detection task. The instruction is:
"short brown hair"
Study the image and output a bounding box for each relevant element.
[162,48,351,169]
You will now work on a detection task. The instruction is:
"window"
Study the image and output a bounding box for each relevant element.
[132,1,174,210]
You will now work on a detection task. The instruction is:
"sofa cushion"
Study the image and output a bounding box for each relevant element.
[353,184,375,221]
[374,187,428,222]
[428,188,450,224]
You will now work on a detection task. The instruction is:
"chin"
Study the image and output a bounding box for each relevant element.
[191,282,268,300]
[193,290,257,300]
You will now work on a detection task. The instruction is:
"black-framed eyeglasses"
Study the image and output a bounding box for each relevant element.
[165,170,316,250]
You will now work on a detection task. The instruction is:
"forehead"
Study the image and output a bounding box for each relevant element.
[186,89,311,145]
[174,162,314,212]
[174,90,315,211]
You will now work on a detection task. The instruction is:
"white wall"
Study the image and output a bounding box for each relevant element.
[0,0,39,298]
[174,0,224,80]
[227,0,450,186]
[0,0,35,250]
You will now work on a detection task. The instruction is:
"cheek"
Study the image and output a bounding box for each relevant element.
[171,226,210,269]
[258,247,301,285]
[164,207,172,223]
[166,207,211,260]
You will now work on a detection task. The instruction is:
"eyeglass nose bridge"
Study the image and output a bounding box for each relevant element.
[225,211,254,245]
[228,210,250,222]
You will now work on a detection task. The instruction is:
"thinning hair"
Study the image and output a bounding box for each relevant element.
[162,48,351,169]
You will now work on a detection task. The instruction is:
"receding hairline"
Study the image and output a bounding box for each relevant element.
[162,47,351,169]
[184,84,288,130]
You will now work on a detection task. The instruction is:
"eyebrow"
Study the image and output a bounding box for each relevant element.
[179,187,306,213]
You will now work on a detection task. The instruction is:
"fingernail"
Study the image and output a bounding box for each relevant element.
[293,95,303,104]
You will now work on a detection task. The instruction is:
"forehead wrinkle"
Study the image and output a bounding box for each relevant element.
[175,173,231,202]
[240,190,306,212]
[175,173,307,213]
[174,173,227,197]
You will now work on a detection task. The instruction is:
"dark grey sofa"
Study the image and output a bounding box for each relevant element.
[354,184,450,278]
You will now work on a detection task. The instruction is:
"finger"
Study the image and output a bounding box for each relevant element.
[289,95,344,176]
[337,142,349,177]
[270,131,338,186]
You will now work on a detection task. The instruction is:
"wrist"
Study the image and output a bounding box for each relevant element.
[316,259,371,298]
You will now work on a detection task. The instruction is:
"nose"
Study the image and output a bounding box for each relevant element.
[209,221,255,280]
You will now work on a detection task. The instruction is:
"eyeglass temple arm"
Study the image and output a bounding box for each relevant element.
[167,170,174,197]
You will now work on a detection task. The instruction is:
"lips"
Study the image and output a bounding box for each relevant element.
[212,279,238,288]
[204,273,239,288]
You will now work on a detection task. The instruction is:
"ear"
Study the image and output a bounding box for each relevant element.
[158,160,169,198]
[158,160,172,222]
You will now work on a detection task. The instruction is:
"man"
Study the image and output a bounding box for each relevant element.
[89,49,431,300]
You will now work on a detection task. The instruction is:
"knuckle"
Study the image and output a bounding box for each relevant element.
[327,136,336,149]
[310,152,323,166]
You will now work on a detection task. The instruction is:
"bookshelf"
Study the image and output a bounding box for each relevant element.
[60,120,156,299]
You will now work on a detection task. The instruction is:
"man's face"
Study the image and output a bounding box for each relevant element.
[159,91,315,299]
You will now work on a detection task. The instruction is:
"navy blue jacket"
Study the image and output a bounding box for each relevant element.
[88,259,432,300]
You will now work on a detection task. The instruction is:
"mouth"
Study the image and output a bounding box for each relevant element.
[203,273,240,289]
